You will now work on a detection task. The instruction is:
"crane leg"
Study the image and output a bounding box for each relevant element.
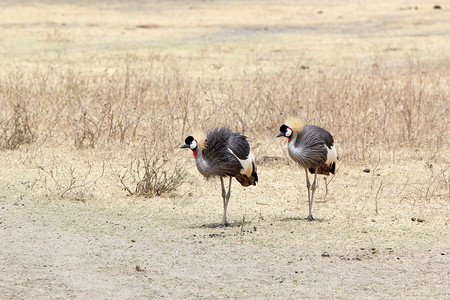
[304,168,312,219]
[220,177,231,226]
[307,169,318,221]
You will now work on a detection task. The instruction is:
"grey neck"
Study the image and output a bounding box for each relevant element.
[194,147,213,178]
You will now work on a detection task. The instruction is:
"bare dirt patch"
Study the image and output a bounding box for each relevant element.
[1,147,449,298]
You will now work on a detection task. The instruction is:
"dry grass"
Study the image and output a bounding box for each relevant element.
[1,58,448,150]
[1,57,448,202]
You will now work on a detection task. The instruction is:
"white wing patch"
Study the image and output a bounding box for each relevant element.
[326,144,337,165]
[228,148,254,177]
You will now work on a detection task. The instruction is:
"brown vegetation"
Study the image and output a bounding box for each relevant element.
[1,58,448,199]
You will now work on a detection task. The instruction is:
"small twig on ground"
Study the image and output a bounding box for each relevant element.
[375,180,383,215]
[322,160,341,202]
[239,213,260,236]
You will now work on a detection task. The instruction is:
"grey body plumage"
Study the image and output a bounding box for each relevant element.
[289,125,335,174]
[277,121,337,220]
[181,127,258,226]
[196,128,255,180]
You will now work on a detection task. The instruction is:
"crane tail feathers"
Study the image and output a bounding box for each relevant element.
[235,173,257,186]
[309,161,336,175]
[229,150,258,187]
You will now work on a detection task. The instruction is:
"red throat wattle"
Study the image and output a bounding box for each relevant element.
[193,150,197,158]
[288,137,292,142]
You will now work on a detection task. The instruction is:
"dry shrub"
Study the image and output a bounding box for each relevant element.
[72,112,96,149]
[0,73,37,150]
[0,102,35,150]
[398,164,449,206]
[38,157,105,200]
[114,119,186,197]
[134,144,185,197]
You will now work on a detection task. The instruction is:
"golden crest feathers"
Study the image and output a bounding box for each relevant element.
[192,130,207,149]
[285,117,304,133]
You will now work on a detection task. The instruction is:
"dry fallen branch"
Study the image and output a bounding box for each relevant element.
[38,159,105,200]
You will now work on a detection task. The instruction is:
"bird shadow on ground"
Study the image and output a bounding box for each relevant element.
[189,220,249,229]
[280,216,327,222]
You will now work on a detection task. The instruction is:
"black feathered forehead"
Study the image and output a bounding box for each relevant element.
[184,136,195,144]
[279,124,289,132]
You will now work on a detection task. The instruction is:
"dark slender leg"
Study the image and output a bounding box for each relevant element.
[307,169,318,221]
[220,177,231,226]
[304,168,312,220]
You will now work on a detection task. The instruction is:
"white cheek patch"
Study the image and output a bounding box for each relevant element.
[285,128,292,137]
[190,140,198,150]
[326,145,337,165]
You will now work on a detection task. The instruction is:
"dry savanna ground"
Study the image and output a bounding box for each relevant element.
[1,0,449,299]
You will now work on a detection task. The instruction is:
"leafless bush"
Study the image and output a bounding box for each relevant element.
[391,164,449,214]
[113,120,187,197]
[116,155,185,198]
[0,103,35,150]
[38,158,105,200]
[72,112,96,149]
[135,146,185,197]
[419,165,449,204]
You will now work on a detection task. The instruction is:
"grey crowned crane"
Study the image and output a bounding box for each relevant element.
[276,118,337,220]
[181,127,258,226]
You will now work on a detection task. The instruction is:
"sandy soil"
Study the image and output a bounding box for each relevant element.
[1,0,449,299]
[1,147,449,299]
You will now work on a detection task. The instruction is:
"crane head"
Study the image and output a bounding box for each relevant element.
[180,136,198,150]
[276,124,293,138]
